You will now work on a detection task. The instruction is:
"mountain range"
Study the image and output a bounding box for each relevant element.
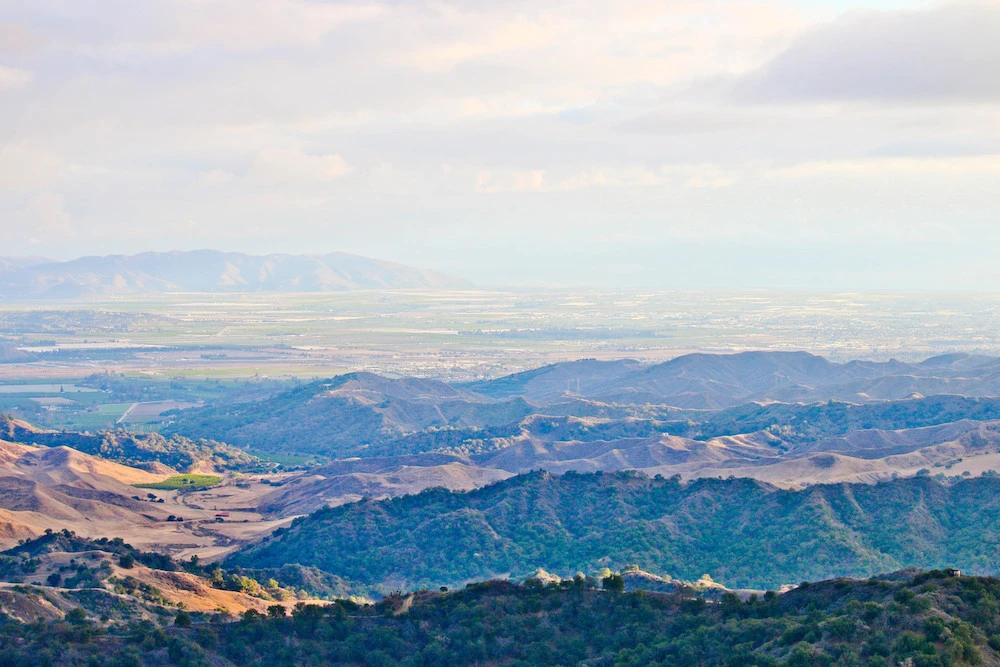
[0,250,471,297]
[467,351,1000,407]
[166,350,1000,452]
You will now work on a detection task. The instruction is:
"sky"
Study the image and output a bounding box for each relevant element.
[1,0,999,289]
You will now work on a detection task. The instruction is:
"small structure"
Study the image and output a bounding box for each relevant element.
[214,512,230,523]
[946,568,962,577]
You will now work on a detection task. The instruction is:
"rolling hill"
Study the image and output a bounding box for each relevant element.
[0,438,177,546]
[0,433,283,556]
[0,250,471,297]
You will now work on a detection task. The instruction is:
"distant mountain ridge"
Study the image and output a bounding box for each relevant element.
[0,250,471,297]
[468,350,1000,407]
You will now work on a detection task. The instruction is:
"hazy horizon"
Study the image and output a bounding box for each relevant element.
[4,245,1000,293]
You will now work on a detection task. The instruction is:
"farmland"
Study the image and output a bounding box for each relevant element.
[134,474,224,490]
[0,290,998,386]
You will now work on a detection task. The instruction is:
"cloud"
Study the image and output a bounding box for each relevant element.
[0,144,64,191]
[22,192,72,240]
[471,163,744,193]
[164,0,385,52]
[0,65,32,91]
[737,1,1000,102]
[474,166,667,193]
[14,0,384,56]
[197,169,237,187]
[0,22,43,55]
[246,148,350,186]
[766,154,1000,179]
[475,169,547,193]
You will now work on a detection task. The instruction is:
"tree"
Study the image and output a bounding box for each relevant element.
[267,604,287,619]
[175,611,192,627]
[65,607,87,625]
[119,554,135,569]
[602,574,625,593]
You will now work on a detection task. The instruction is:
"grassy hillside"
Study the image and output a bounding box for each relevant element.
[229,471,1000,593]
[3,569,1000,665]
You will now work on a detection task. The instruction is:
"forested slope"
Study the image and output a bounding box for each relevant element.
[2,569,998,666]
[230,471,1000,592]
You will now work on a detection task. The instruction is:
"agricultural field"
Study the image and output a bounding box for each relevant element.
[0,373,289,432]
[0,290,999,384]
[134,474,223,490]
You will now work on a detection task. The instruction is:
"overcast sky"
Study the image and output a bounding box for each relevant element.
[1,0,999,289]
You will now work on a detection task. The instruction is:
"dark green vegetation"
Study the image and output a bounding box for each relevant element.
[3,570,1000,665]
[3,531,175,572]
[231,471,1000,593]
[1,531,351,602]
[373,395,1000,459]
[133,474,223,490]
[0,414,263,472]
[689,395,1000,443]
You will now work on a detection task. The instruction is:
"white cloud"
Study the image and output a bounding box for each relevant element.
[25,0,384,56]
[246,148,350,186]
[0,22,43,55]
[0,144,64,191]
[166,0,385,52]
[474,166,667,193]
[736,1,1000,102]
[197,169,237,187]
[681,165,737,189]
[0,65,32,90]
[766,155,1000,179]
[473,164,744,193]
[23,192,72,239]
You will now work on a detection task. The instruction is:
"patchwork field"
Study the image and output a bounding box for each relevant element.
[1,291,999,385]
